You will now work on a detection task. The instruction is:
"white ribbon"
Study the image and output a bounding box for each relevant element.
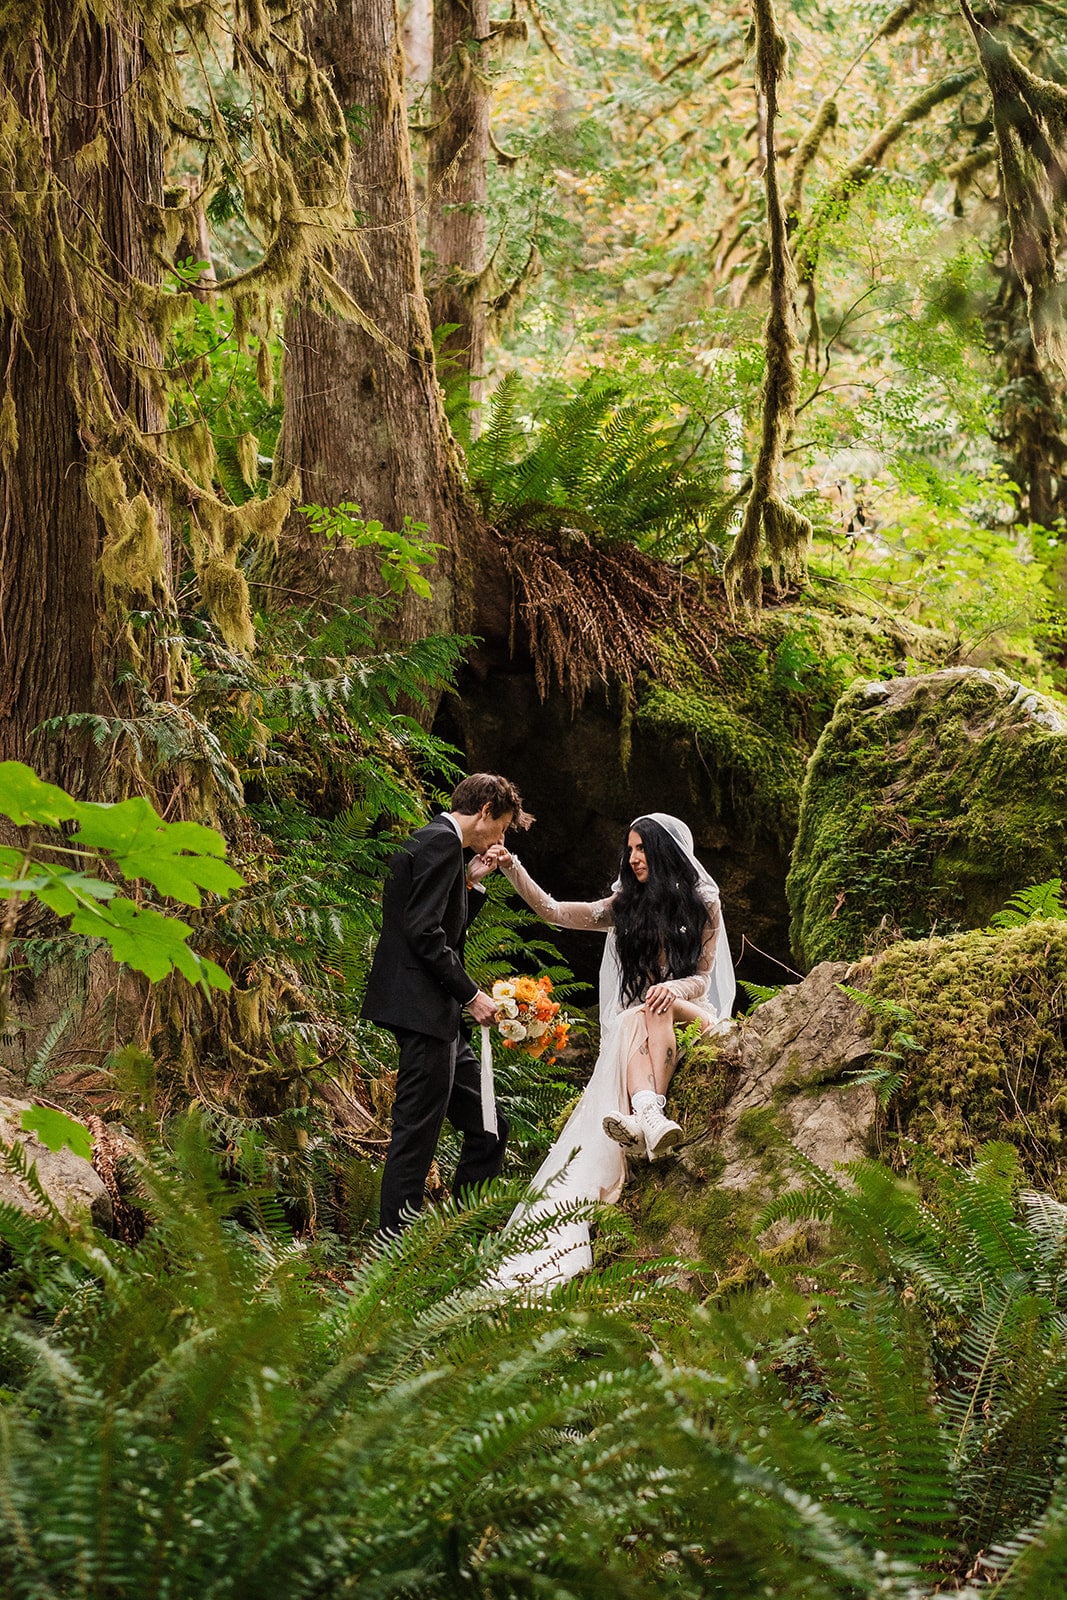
[479,1025,498,1135]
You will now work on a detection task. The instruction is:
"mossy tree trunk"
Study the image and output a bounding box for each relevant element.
[272,0,475,640]
[425,0,490,430]
[723,0,812,613]
[990,263,1067,530]
[0,6,168,787]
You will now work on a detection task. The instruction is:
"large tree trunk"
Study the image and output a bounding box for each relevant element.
[274,0,474,641]
[0,9,166,785]
[425,0,490,428]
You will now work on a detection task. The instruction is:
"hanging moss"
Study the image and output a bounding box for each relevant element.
[0,386,17,470]
[723,0,811,611]
[788,668,1067,967]
[199,557,256,654]
[1,0,365,775]
[88,456,165,604]
[867,922,1067,1193]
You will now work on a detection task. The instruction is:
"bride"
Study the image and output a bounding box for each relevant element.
[487,813,735,1286]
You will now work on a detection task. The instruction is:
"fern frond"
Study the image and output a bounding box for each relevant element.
[990,879,1067,928]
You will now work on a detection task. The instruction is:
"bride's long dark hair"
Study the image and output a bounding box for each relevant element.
[613,817,708,1007]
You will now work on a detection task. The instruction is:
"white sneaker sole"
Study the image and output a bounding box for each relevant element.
[602,1115,644,1151]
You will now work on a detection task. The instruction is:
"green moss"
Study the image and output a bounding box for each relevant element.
[637,606,948,846]
[734,1105,787,1155]
[640,684,803,844]
[789,670,1067,966]
[777,1045,850,1090]
[866,920,1067,1194]
[619,1150,756,1277]
[669,1037,734,1129]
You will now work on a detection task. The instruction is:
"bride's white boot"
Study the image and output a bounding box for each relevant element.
[602,1110,645,1153]
[630,1091,683,1160]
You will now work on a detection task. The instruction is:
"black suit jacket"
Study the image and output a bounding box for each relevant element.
[361,815,485,1041]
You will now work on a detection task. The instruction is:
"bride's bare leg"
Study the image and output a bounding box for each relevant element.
[626,1006,679,1100]
[625,1000,718,1102]
[613,1003,689,1159]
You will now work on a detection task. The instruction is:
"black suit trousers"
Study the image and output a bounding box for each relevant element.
[379,1026,510,1235]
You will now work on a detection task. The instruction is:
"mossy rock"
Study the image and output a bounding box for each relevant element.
[788,667,1067,967]
[866,920,1067,1193]
[610,921,1067,1285]
[638,606,947,848]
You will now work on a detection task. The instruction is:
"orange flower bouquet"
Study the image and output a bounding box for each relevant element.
[491,974,570,1061]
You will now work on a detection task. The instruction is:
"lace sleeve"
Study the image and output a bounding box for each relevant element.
[501,857,614,932]
[661,889,721,1002]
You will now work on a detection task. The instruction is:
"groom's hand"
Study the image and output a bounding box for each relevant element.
[465,989,498,1025]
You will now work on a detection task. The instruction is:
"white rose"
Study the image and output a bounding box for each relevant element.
[499,1019,527,1041]
[493,980,517,1000]
[526,1019,549,1039]
[497,998,519,1019]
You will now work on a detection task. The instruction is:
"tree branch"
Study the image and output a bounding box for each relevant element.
[724,0,812,612]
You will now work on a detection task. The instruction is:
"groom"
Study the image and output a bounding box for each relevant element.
[363,773,531,1235]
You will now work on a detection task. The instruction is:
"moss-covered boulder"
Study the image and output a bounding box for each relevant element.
[865,920,1067,1192]
[613,920,1067,1277]
[788,667,1067,968]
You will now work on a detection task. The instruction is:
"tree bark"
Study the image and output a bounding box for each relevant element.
[990,264,1067,531]
[0,7,167,785]
[273,0,475,640]
[425,0,490,426]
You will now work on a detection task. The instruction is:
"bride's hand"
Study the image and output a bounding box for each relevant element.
[485,843,514,870]
[467,852,497,884]
[645,983,674,1015]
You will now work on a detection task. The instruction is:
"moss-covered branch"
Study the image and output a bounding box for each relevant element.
[957,0,1067,379]
[724,0,812,613]
[790,68,980,288]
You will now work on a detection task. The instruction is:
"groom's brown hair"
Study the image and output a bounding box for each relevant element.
[451,773,533,831]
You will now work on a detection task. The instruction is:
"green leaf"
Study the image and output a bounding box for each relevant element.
[71,798,244,906]
[30,869,120,918]
[0,762,79,827]
[20,1105,92,1161]
[67,897,231,990]
[0,874,60,895]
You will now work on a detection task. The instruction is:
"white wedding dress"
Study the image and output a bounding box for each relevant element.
[495,814,735,1288]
